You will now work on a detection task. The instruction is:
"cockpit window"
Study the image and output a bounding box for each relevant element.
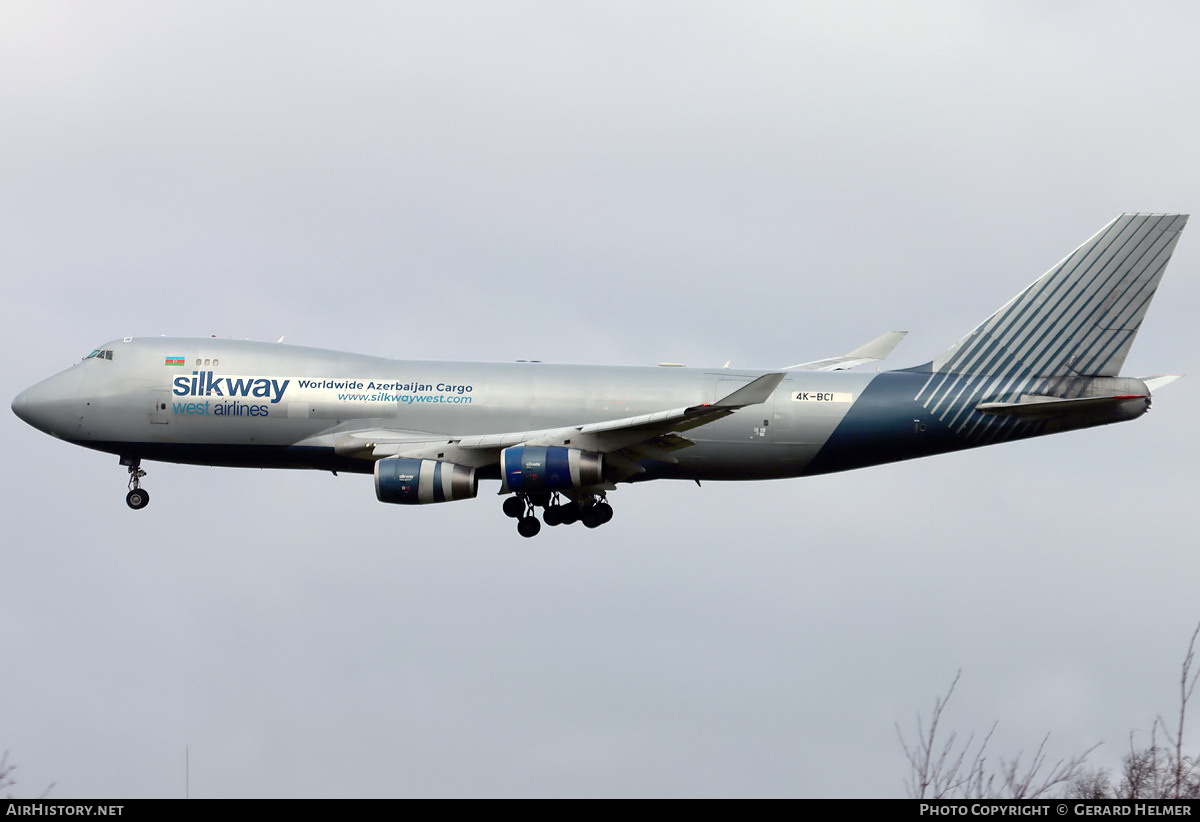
[85,349,114,361]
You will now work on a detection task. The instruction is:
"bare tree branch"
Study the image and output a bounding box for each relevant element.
[0,751,15,798]
[1154,622,1200,799]
[898,671,1093,799]
[907,620,1200,800]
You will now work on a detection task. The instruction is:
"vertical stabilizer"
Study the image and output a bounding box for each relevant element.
[932,213,1187,378]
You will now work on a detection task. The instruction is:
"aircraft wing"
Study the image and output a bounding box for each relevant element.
[783,330,907,371]
[332,372,786,479]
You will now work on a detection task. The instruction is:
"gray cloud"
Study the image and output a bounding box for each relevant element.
[4,1,1199,797]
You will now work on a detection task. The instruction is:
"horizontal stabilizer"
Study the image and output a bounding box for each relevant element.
[1141,375,1183,392]
[784,331,907,371]
[976,393,1147,419]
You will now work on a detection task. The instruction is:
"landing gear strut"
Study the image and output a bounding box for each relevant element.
[517,514,541,538]
[504,493,542,537]
[502,492,613,537]
[122,457,149,510]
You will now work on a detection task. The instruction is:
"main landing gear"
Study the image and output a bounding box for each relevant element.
[121,457,149,510]
[502,492,614,537]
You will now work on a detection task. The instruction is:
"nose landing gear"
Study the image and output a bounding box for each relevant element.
[122,457,149,510]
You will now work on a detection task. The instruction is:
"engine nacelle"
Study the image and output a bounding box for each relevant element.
[374,458,477,505]
[500,445,604,494]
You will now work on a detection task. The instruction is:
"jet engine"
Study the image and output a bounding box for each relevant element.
[500,445,604,494]
[375,458,477,505]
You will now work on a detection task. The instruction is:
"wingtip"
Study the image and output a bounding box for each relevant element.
[845,330,908,359]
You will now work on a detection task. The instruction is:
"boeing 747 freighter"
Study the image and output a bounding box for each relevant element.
[13,214,1187,536]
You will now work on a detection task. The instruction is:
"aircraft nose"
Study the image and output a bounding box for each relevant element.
[11,388,29,422]
[12,369,87,436]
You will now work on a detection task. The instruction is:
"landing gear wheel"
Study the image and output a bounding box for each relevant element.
[581,505,604,528]
[543,505,563,526]
[559,502,581,525]
[122,457,149,510]
[517,516,542,538]
[503,496,525,519]
[594,502,613,524]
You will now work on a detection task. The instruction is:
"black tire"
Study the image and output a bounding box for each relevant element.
[126,489,149,510]
[503,496,525,519]
[517,516,541,538]
[581,506,603,528]
[543,505,563,526]
[560,502,581,525]
[595,502,613,524]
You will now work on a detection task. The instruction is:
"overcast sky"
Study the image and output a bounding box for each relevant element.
[4,1,1200,798]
